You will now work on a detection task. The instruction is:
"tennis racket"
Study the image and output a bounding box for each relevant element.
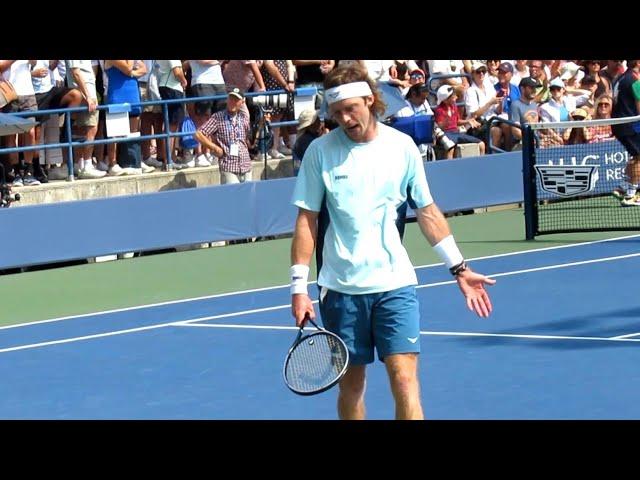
[283,315,349,396]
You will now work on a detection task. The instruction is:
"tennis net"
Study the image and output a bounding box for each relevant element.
[523,114,640,238]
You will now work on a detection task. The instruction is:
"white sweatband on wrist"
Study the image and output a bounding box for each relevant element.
[433,235,464,268]
[290,264,310,295]
[325,82,373,105]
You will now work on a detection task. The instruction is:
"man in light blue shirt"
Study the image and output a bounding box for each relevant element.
[289,65,495,420]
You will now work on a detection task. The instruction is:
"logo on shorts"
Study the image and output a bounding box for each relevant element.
[334,175,348,180]
[407,337,419,344]
[535,164,599,197]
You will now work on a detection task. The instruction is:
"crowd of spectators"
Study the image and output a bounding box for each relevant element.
[0,60,629,190]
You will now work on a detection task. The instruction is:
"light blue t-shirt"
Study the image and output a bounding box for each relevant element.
[292,122,434,294]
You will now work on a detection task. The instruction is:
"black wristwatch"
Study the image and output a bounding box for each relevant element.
[449,261,468,277]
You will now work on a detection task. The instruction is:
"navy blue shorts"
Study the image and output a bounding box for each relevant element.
[318,285,421,365]
[613,131,640,157]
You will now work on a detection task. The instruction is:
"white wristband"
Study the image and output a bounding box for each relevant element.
[290,264,310,295]
[433,235,464,268]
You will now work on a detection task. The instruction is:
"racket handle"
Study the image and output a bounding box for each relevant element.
[305,315,321,330]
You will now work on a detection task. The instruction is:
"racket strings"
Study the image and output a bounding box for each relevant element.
[285,334,347,393]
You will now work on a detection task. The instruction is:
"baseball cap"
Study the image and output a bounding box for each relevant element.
[549,77,565,89]
[471,61,487,72]
[409,68,425,78]
[519,77,542,89]
[571,108,589,120]
[498,62,513,73]
[228,87,245,100]
[436,84,455,104]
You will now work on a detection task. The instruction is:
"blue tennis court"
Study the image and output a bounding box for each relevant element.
[1,234,640,419]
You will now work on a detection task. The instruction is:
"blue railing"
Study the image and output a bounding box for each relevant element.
[0,88,307,180]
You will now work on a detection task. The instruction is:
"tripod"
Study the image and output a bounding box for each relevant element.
[0,163,20,207]
[255,106,274,180]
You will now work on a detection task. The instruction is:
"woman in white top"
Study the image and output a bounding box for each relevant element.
[464,62,503,151]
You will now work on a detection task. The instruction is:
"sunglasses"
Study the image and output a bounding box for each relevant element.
[598,103,611,107]
[475,70,487,75]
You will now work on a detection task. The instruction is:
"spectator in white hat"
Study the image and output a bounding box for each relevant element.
[433,84,486,157]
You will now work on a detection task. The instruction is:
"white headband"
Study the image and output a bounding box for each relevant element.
[325,81,373,105]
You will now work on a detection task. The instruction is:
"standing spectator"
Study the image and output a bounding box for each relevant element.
[0,60,40,186]
[186,60,227,167]
[293,60,335,108]
[602,60,626,92]
[31,59,56,183]
[195,87,252,184]
[103,60,152,176]
[65,60,100,178]
[138,60,165,168]
[156,60,187,165]
[260,60,295,158]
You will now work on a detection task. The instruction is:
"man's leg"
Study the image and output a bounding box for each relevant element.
[337,365,367,420]
[384,353,423,420]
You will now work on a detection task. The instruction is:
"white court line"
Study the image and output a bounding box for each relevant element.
[3,252,640,354]
[5,233,640,330]
[0,303,315,354]
[611,332,640,340]
[179,323,640,343]
[416,252,640,288]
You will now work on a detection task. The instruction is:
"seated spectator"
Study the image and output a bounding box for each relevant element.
[538,77,574,147]
[394,83,435,158]
[433,84,486,157]
[292,109,325,174]
[509,77,542,146]
[563,108,590,144]
[486,60,501,85]
[493,62,520,151]
[574,74,598,115]
[586,94,615,143]
[464,62,503,151]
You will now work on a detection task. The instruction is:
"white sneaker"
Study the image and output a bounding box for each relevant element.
[195,154,212,167]
[79,165,107,179]
[108,164,126,176]
[268,149,285,159]
[141,162,156,173]
[278,145,292,155]
[143,157,163,168]
[122,167,142,175]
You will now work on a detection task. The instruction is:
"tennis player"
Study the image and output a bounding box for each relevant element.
[289,64,496,420]
[611,60,640,206]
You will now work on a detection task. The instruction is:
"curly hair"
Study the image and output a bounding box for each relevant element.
[323,64,386,118]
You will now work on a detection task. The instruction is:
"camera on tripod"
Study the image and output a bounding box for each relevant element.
[251,93,291,113]
[0,163,20,208]
[433,125,456,151]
